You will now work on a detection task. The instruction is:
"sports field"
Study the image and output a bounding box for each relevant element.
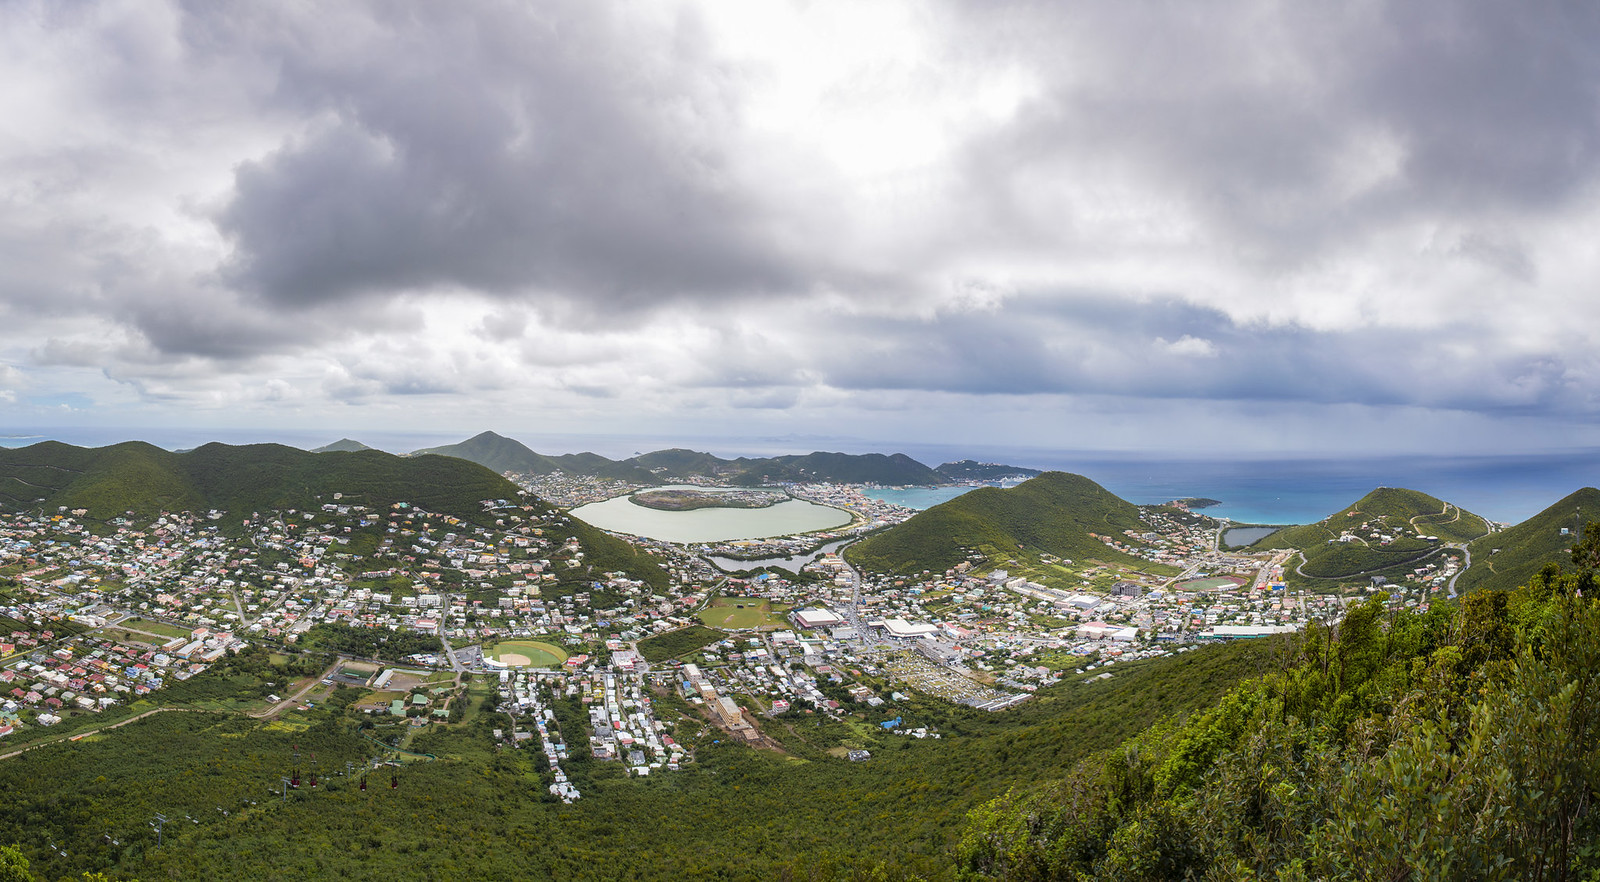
[1181,576,1246,592]
[121,618,193,640]
[696,598,789,630]
[484,639,569,668]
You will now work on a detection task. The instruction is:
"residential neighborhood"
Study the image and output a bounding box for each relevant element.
[0,480,1406,755]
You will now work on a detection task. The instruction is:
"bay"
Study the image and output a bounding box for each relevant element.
[861,452,1600,526]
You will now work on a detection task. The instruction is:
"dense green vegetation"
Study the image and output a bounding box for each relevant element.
[934,461,1043,482]
[956,559,1600,880]
[299,623,443,663]
[414,434,954,486]
[628,488,781,511]
[847,472,1156,576]
[1459,487,1600,593]
[729,451,945,486]
[544,451,659,483]
[0,439,670,590]
[635,625,727,662]
[310,439,373,453]
[412,431,568,477]
[0,441,518,525]
[0,633,1283,880]
[1253,487,1490,585]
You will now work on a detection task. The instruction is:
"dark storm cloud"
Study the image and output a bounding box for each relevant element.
[813,294,1593,413]
[211,0,806,315]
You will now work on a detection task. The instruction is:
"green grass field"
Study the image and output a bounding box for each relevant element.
[120,617,193,640]
[484,639,569,667]
[1180,577,1245,592]
[696,598,788,630]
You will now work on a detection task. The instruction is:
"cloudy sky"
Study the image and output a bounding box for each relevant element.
[3,0,1600,458]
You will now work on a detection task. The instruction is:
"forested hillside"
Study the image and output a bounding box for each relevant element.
[0,637,1283,880]
[1253,486,1490,585]
[847,471,1154,575]
[1459,487,1600,593]
[413,435,954,486]
[411,430,564,475]
[0,440,668,588]
[957,538,1600,880]
[0,441,519,524]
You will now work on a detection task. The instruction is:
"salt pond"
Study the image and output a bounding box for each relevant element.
[570,486,851,543]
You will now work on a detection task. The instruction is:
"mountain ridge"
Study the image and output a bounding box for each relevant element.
[410,431,996,487]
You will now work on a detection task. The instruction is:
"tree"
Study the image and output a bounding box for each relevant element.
[1572,520,1600,573]
[0,845,33,882]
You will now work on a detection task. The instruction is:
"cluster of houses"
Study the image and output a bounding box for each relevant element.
[0,474,1372,757]
[583,668,682,772]
[496,670,582,802]
[1,628,245,736]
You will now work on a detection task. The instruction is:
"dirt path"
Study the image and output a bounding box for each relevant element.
[245,660,341,719]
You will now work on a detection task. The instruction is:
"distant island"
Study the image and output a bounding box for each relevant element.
[629,487,786,511]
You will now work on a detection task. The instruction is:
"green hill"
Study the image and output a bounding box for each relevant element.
[414,433,661,482]
[418,439,954,486]
[935,460,1043,482]
[0,440,667,587]
[311,438,373,453]
[0,441,522,524]
[1253,487,1491,584]
[729,451,944,486]
[628,447,736,479]
[547,451,659,483]
[411,430,563,475]
[956,572,1600,879]
[0,635,1284,880]
[847,471,1154,575]
[1457,486,1600,593]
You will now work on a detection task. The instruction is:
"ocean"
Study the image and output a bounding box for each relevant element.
[863,451,1600,526]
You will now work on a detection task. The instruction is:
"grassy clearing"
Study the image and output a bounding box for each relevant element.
[484,639,568,667]
[1181,576,1245,592]
[120,617,193,639]
[637,625,727,663]
[696,598,788,630]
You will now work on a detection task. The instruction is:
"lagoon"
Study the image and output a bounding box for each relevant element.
[570,486,852,543]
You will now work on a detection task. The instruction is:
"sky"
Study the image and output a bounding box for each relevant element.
[3,0,1600,460]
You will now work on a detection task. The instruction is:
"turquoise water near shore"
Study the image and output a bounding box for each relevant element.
[861,453,1599,526]
[860,486,992,510]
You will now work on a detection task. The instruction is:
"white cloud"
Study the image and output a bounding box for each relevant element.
[1158,335,1218,358]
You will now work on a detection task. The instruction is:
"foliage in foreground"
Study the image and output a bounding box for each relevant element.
[0,633,1277,880]
[957,558,1600,881]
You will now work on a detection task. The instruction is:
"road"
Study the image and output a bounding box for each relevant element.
[1446,544,1471,596]
[832,539,872,647]
[245,659,343,718]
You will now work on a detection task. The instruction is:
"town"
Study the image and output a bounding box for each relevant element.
[0,480,1447,763]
